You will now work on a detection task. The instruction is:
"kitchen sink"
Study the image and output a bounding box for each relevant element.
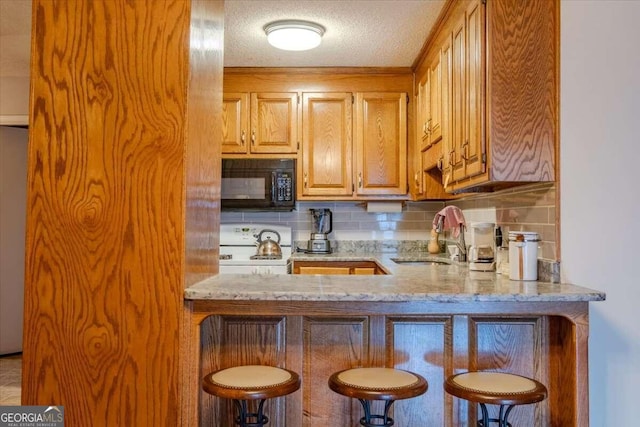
[390,258,451,266]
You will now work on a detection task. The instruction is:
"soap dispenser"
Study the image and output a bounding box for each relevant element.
[428,229,440,254]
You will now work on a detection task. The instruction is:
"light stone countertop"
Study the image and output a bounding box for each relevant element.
[184,252,606,303]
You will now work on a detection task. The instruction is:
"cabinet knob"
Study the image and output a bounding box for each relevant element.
[358,172,363,188]
[251,130,256,145]
[304,172,308,188]
[241,130,246,145]
[449,149,455,166]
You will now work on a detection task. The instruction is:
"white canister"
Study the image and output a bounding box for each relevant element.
[508,231,539,281]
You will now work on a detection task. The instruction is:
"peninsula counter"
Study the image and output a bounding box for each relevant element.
[183,257,604,426]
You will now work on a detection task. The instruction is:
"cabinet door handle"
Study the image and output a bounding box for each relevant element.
[358,172,363,188]
[460,141,469,161]
[423,122,428,136]
[304,172,308,188]
[437,156,444,171]
[241,130,246,145]
[251,130,256,145]
[449,149,455,166]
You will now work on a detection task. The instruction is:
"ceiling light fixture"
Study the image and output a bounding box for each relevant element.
[264,20,325,51]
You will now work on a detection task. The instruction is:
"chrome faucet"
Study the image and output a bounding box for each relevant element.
[435,216,467,261]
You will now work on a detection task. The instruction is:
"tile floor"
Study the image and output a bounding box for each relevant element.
[0,354,22,405]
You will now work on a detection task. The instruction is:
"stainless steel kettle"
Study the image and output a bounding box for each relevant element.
[255,229,282,258]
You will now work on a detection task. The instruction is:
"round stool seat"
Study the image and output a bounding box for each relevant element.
[329,368,428,427]
[329,367,428,401]
[203,365,300,401]
[444,372,547,406]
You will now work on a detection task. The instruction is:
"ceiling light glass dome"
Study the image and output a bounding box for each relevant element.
[264,20,325,51]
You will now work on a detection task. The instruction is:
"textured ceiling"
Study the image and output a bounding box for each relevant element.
[224,0,446,67]
[0,0,445,77]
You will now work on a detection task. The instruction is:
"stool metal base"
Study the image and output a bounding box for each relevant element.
[357,399,395,427]
[477,403,514,427]
[232,399,269,427]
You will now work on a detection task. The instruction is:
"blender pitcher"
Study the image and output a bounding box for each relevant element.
[307,209,333,253]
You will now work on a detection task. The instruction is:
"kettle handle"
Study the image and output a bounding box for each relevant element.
[256,229,281,243]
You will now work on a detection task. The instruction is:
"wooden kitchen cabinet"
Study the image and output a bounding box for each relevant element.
[198,311,553,426]
[449,0,485,185]
[416,71,430,151]
[413,33,457,200]
[300,91,408,199]
[292,260,386,275]
[354,92,408,197]
[417,50,443,152]
[415,0,557,194]
[221,92,249,153]
[221,92,298,155]
[300,92,353,197]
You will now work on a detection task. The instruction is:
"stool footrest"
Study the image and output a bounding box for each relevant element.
[233,399,269,427]
[358,399,394,427]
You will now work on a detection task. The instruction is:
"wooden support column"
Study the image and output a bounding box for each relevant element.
[22,1,223,425]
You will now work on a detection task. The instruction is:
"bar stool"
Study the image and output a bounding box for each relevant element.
[444,371,547,427]
[202,365,300,427]
[328,367,428,427]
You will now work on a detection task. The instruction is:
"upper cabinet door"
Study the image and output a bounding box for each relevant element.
[221,93,249,153]
[301,93,353,197]
[250,92,298,154]
[355,92,407,196]
[440,34,453,187]
[450,13,467,184]
[450,0,486,184]
[463,0,486,179]
[418,71,430,151]
[428,51,443,145]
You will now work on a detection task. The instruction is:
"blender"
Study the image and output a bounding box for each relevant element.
[306,208,333,254]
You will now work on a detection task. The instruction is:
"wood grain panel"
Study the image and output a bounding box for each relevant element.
[297,266,351,275]
[24,1,223,425]
[250,92,298,154]
[218,316,288,426]
[463,0,486,179]
[355,93,407,196]
[387,316,453,426]
[487,0,557,182]
[221,93,249,153]
[181,2,224,423]
[470,317,546,427]
[450,13,466,184]
[292,260,386,275]
[301,93,353,196]
[199,315,290,426]
[429,51,443,144]
[303,317,369,427]
[224,68,413,94]
[191,301,590,426]
[360,96,401,186]
[548,315,583,427]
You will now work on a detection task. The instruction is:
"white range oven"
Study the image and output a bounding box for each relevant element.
[219,223,292,274]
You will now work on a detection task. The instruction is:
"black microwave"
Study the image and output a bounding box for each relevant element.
[221,159,296,211]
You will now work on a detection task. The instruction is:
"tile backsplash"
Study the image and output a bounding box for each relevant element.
[446,183,556,260]
[221,182,557,260]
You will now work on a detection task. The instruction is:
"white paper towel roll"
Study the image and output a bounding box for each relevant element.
[366,201,404,213]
